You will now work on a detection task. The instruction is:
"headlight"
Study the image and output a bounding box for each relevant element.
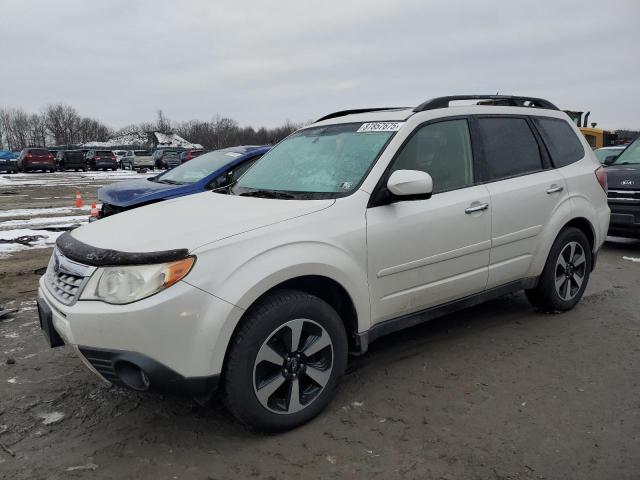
[80,257,195,304]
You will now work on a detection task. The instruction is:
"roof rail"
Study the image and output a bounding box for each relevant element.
[315,107,408,123]
[413,95,559,112]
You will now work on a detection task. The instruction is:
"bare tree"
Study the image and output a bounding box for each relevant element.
[155,109,171,133]
[1,102,305,150]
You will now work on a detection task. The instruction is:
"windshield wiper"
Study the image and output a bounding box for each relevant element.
[239,189,295,199]
[159,179,183,185]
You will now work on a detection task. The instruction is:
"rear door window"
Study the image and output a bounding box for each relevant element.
[532,117,585,167]
[477,117,543,181]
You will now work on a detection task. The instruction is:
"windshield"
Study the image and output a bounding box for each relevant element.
[157,149,243,184]
[611,139,640,165]
[595,148,623,163]
[234,123,397,197]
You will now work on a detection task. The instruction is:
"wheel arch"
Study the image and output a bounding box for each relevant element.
[563,217,595,252]
[229,274,360,356]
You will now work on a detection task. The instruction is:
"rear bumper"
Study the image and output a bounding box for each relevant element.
[24,162,54,169]
[93,161,117,168]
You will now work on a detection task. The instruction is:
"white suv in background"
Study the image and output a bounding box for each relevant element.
[37,95,610,431]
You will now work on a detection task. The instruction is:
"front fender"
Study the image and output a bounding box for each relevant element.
[188,239,370,375]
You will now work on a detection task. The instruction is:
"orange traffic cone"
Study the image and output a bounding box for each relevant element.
[90,202,99,218]
[75,191,83,208]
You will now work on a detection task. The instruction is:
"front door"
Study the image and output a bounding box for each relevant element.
[366,118,491,325]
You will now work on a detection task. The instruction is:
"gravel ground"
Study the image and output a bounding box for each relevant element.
[1,171,639,479]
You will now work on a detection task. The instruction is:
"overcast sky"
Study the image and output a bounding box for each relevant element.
[2,0,638,130]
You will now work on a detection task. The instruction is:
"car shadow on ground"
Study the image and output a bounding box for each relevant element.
[94,291,538,439]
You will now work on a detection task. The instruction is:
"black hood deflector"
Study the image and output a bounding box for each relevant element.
[55,231,189,267]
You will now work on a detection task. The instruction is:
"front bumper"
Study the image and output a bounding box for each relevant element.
[79,346,219,396]
[608,201,640,238]
[37,276,243,393]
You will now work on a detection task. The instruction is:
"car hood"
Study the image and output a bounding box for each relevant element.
[98,178,185,206]
[71,191,335,253]
[606,164,640,190]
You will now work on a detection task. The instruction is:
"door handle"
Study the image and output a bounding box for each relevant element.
[546,184,564,194]
[465,202,489,214]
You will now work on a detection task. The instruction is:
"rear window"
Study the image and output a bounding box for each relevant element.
[478,117,543,181]
[97,151,113,156]
[29,149,50,155]
[532,117,584,168]
[135,150,151,155]
[67,150,84,158]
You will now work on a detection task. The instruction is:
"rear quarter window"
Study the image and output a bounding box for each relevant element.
[532,117,584,167]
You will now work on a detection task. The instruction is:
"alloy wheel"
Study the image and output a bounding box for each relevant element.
[253,318,333,414]
[554,241,586,301]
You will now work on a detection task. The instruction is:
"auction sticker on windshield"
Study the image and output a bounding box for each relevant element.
[357,122,403,133]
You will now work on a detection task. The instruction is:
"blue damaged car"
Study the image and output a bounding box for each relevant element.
[97,145,269,218]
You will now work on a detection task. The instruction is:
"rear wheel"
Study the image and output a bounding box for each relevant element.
[223,289,348,432]
[526,227,592,312]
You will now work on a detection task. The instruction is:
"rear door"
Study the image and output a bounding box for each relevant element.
[474,116,568,288]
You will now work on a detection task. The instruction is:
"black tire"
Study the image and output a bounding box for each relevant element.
[223,289,348,432]
[526,227,592,312]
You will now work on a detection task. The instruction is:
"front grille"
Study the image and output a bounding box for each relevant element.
[45,249,95,305]
[608,189,640,202]
[48,271,84,304]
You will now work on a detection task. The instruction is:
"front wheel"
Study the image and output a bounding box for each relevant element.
[223,289,348,432]
[526,227,592,312]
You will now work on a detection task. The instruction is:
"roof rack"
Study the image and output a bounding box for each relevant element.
[315,107,408,123]
[413,95,559,112]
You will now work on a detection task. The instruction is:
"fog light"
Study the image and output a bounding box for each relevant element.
[115,361,151,391]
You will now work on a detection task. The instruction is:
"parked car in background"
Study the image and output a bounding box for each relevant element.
[55,150,87,171]
[97,145,268,218]
[594,145,626,164]
[85,150,118,171]
[180,149,205,163]
[38,95,609,431]
[153,148,183,169]
[18,148,56,172]
[0,151,19,173]
[604,137,640,238]
[121,150,155,171]
[113,150,127,168]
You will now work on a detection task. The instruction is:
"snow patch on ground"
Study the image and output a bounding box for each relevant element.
[0,228,64,254]
[0,215,88,229]
[0,170,154,187]
[37,412,66,425]
[622,256,640,263]
[0,206,89,218]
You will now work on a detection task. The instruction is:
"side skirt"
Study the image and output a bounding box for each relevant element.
[353,278,538,354]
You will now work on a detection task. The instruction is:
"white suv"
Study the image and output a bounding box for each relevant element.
[37,95,610,431]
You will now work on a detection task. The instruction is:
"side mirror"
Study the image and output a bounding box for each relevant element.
[386,170,433,199]
[603,155,617,166]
